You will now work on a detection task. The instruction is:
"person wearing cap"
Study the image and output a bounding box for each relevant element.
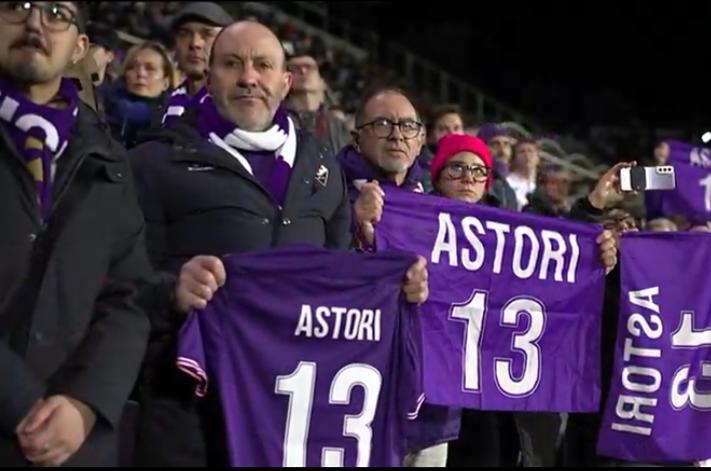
[86,22,118,87]
[431,133,623,468]
[0,2,152,466]
[285,50,350,156]
[160,1,232,126]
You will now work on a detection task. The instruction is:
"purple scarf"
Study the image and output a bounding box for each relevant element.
[196,95,296,206]
[337,145,424,192]
[161,80,208,126]
[0,77,79,220]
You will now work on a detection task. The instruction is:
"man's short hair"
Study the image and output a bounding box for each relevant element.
[538,163,569,184]
[354,86,420,128]
[514,137,539,152]
[427,104,463,132]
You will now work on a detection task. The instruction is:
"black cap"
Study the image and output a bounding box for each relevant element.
[87,22,119,51]
[171,2,233,31]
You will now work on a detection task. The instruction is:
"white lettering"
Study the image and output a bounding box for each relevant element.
[461,216,485,271]
[485,221,510,274]
[431,212,457,267]
[539,230,566,282]
[628,287,660,314]
[512,226,540,279]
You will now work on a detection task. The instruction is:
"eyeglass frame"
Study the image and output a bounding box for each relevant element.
[441,161,490,182]
[356,117,424,140]
[0,2,80,32]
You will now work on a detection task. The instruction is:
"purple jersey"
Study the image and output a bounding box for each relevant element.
[375,188,606,412]
[597,232,711,463]
[177,246,424,467]
[161,81,208,126]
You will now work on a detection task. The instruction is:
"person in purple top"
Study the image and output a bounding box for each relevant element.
[428,133,622,467]
[160,2,232,126]
[129,20,429,466]
[177,246,425,467]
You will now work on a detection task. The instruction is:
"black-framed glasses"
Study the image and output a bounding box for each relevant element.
[357,118,423,139]
[0,2,79,32]
[443,162,490,182]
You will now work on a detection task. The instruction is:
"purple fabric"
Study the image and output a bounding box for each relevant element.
[337,146,459,450]
[657,140,711,224]
[597,232,711,463]
[176,245,424,467]
[196,95,293,206]
[374,187,606,412]
[337,145,423,192]
[0,77,79,220]
[161,81,208,126]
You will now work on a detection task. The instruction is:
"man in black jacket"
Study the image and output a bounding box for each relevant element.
[129,20,428,466]
[0,2,151,466]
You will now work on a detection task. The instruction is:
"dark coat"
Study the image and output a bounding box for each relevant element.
[0,104,152,466]
[128,112,352,466]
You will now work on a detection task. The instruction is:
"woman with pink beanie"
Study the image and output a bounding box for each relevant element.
[429,133,494,205]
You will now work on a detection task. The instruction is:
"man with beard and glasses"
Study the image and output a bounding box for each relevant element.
[129,21,429,466]
[0,1,152,466]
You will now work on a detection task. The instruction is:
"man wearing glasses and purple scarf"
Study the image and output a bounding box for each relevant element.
[0,1,152,467]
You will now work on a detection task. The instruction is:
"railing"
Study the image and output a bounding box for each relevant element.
[252,1,604,183]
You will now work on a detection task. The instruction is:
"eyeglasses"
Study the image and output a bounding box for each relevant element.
[357,118,423,140]
[0,2,79,32]
[443,162,489,182]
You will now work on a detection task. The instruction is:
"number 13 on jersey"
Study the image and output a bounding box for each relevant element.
[450,289,546,397]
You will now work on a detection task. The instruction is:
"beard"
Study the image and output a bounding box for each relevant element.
[6,58,55,85]
[376,153,411,175]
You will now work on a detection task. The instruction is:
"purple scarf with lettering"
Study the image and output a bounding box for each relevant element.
[161,80,209,126]
[196,95,296,206]
[0,77,79,220]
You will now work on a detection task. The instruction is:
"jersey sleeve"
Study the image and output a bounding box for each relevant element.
[176,310,209,397]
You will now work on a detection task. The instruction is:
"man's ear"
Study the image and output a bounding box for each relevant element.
[72,34,90,64]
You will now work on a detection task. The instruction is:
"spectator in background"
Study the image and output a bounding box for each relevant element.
[646,217,677,232]
[602,208,639,234]
[86,22,118,87]
[524,164,573,217]
[285,50,350,156]
[420,104,466,192]
[86,22,119,117]
[506,138,540,210]
[105,42,174,148]
[477,123,518,210]
[161,2,232,125]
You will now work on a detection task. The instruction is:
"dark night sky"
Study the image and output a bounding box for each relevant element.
[327,1,711,133]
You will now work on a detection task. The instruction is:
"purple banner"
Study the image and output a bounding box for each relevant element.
[597,232,711,463]
[660,140,711,224]
[375,188,606,412]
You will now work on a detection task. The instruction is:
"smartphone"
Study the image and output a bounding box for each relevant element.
[619,166,676,192]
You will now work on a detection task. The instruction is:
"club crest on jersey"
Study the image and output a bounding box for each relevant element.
[315,164,329,186]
